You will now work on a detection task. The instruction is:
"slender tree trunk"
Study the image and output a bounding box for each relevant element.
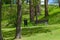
[35,5,38,24]
[45,0,48,17]
[44,0,48,24]
[0,0,3,40]
[35,0,41,16]
[15,0,22,39]
[59,0,60,7]
[9,0,13,21]
[29,0,34,22]
[36,0,41,15]
[35,0,41,24]
[10,0,12,7]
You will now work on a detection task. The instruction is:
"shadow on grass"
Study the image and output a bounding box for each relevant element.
[49,12,60,24]
[36,12,60,24]
[49,12,60,17]
[3,30,15,40]
[22,27,51,37]
[3,27,51,40]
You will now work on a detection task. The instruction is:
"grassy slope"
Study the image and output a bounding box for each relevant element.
[22,25,60,40]
[22,7,60,40]
[2,5,60,40]
[2,24,60,40]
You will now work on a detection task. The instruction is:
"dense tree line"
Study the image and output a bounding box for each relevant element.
[53,0,60,7]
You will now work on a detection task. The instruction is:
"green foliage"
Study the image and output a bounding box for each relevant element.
[2,4,60,27]
[33,0,40,6]
[2,0,11,4]
[2,0,15,4]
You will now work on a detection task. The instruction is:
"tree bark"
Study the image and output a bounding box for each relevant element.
[36,0,41,15]
[0,0,3,40]
[15,0,22,39]
[45,0,48,17]
[35,0,41,24]
[29,0,34,22]
[44,0,48,24]
[10,0,13,7]
[35,5,38,24]
[59,0,60,7]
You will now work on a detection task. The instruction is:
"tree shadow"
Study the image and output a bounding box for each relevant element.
[49,12,60,17]
[3,30,15,40]
[3,27,51,40]
[49,12,60,24]
[22,27,51,37]
[35,12,60,24]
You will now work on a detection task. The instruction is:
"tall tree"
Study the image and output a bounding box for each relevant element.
[10,0,13,8]
[45,0,48,17]
[35,4,38,24]
[58,0,60,7]
[34,0,41,24]
[35,0,41,15]
[44,0,49,24]
[0,0,3,40]
[34,0,38,24]
[15,0,22,39]
[37,0,41,15]
[29,0,34,22]
[9,0,13,21]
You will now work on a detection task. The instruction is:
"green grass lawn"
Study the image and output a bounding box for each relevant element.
[2,24,60,40]
[22,29,60,40]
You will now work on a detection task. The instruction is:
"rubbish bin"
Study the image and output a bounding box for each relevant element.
[24,19,28,26]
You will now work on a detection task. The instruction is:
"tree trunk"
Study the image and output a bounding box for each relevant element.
[35,0,41,24]
[59,0,60,7]
[34,0,41,16]
[29,0,34,22]
[15,0,22,39]
[36,0,41,15]
[10,0,13,7]
[35,5,38,24]
[45,0,48,17]
[0,0,3,40]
